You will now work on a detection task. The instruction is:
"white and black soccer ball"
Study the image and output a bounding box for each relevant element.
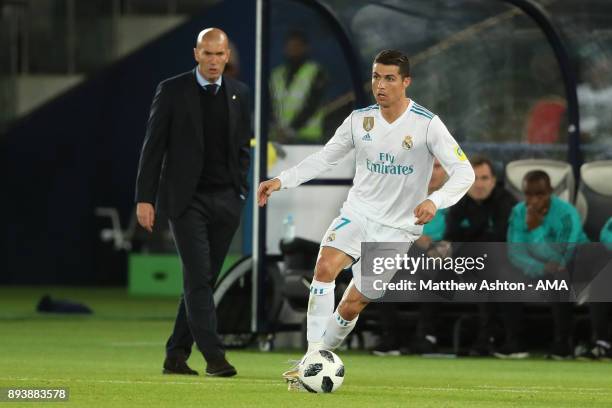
[298,350,345,393]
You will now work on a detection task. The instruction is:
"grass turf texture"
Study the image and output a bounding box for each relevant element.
[1,287,611,407]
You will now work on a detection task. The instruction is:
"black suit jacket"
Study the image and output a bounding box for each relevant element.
[135,69,251,218]
[444,184,517,243]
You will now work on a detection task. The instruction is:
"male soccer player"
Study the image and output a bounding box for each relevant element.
[257,50,475,388]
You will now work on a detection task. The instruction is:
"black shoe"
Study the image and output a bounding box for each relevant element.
[162,356,199,375]
[548,341,573,360]
[206,357,237,377]
[410,335,438,355]
[493,342,529,359]
[592,340,612,361]
[468,336,495,357]
[574,342,593,360]
[577,340,612,361]
[371,342,401,356]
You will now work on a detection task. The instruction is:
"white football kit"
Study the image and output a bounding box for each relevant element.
[277,99,475,293]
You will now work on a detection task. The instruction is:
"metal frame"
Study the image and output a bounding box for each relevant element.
[251,0,367,333]
[502,0,582,182]
[252,0,268,332]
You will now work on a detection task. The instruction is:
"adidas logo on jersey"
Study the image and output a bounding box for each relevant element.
[362,133,372,141]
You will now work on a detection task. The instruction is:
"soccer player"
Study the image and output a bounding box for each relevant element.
[257,50,475,388]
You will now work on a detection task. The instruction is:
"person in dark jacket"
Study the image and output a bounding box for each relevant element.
[444,156,518,356]
[135,28,251,377]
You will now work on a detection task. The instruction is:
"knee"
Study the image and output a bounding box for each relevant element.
[314,258,339,283]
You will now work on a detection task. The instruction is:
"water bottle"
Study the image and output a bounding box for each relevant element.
[282,214,296,243]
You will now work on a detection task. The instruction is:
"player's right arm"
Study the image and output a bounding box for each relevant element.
[257,114,354,207]
[135,81,171,231]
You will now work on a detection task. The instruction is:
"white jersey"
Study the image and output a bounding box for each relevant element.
[276,99,475,235]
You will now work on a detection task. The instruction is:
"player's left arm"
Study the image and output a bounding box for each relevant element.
[415,116,475,225]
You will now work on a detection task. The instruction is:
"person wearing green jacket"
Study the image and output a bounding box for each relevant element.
[579,217,612,360]
[506,170,588,359]
[270,30,327,144]
[601,217,612,251]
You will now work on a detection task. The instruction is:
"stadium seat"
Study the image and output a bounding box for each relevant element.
[505,159,575,202]
[575,160,612,241]
[525,98,566,144]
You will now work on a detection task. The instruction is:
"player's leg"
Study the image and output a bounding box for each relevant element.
[307,246,354,353]
[283,247,353,389]
[284,210,362,389]
[321,280,369,351]
[320,226,418,351]
[306,209,363,352]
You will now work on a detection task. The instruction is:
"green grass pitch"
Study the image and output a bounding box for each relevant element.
[1,287,611,407]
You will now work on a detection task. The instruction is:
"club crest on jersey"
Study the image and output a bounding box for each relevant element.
[363,117,374,132]
[402,135,413,150]
[454,145,467,161]
[326,232,336,242]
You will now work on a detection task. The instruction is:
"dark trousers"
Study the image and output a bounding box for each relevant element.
[417,303,438,338]
[589,303,611,342]
[499,302,573,345]
[476,303,520,343]
[165,187,243,363]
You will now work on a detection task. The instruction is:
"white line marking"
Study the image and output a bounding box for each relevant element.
[1,377,610,396]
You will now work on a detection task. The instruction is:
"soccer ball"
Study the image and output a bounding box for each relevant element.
[298,350,345,393]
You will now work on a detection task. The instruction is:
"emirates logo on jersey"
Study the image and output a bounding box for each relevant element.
[363,117,374,132]
[402,135,413,150]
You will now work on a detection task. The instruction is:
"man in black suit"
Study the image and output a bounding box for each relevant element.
[135,28,251,377]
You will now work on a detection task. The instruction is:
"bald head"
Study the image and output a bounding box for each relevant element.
[196,27,228,47]
[194,27,231,82]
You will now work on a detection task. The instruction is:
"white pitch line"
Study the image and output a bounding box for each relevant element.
[107,342,161,347]
[1,377,611,396]
[476,384,612,392]
[0,377,280,387]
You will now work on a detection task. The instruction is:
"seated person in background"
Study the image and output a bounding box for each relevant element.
[371,159,448,356]
[507,170,589,360]
[579,217,612,360]
[602,217,612,251]
[444,156,517,356]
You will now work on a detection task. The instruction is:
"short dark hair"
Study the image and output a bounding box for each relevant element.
[523,170,552,189]
[470,155,495,177]
[374,50,410,78]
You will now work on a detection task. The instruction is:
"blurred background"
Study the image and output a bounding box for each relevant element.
[1,0,611,354]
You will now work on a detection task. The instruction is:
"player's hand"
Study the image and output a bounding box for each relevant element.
[414,199,437,225]
[136,202,155,233]
[257,178,282,207]
[544,262,563,274]
[414,235,432,250]
[526,208,545,231]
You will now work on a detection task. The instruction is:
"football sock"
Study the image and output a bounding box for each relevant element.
[322,309,359,351]
[306,279,335,350]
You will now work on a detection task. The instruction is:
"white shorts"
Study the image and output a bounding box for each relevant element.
[320,206,419,297]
